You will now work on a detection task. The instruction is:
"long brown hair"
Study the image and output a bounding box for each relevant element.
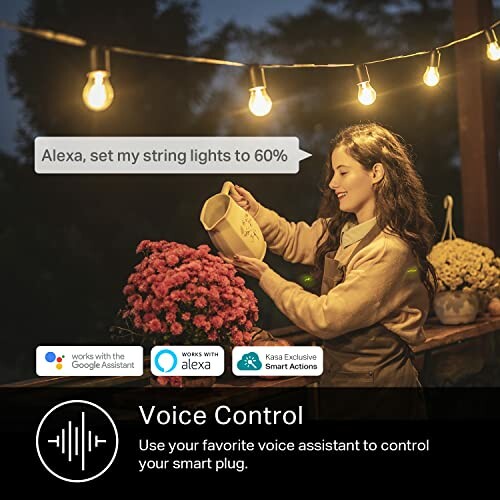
[314,123,438,303]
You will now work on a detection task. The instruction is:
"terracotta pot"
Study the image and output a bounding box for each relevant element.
[151,376,216,388]
[433,291,479,325]
[488,297,500,316]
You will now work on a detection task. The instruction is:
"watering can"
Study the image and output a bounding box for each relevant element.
[200,181,266,260]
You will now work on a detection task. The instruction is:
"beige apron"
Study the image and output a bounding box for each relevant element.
[319,225,421,388]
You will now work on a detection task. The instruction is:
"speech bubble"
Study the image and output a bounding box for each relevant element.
[34,137,312,174]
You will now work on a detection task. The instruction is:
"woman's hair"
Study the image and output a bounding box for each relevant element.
[314,122,438,303]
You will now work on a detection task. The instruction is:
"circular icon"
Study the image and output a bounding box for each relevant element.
[36,400,118,483]
[154,348,178,373]
[45,352,56,362]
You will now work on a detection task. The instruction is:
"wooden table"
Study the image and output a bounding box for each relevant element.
[414,315,500,353]
[3,315,500,388]
[266,315,500,386]
[413,315,500,385]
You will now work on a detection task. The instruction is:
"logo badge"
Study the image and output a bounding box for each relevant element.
[36,400,118,482]
[45,351,64,370]
[237,352,262,371]
[154,348,178,373]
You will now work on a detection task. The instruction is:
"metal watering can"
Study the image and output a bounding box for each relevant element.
[200,181,266,260]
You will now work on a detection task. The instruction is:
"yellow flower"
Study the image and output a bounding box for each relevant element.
[429,238,499,295]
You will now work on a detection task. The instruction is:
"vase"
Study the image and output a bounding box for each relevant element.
[433,291,480,325]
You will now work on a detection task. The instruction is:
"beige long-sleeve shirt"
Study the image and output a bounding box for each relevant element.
[254,204,429,346]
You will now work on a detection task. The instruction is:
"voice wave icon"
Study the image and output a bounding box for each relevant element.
[36,400,118,483]
[47,411,107,470]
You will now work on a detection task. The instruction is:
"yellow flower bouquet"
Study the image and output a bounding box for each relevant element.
[428,195,499,324]
[429,238,500,304]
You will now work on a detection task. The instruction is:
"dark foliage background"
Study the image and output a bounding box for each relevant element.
[0,0,498,382]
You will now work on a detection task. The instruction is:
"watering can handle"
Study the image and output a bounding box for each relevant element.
[221,181,234,196]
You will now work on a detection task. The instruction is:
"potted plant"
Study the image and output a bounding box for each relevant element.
[112,240,258,386]
[428,238,500,325]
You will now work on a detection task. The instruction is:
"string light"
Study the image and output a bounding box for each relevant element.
[82,47,114,111]
[355,64,377,106]
[248,65,272,117]
[423,49,441,86]
[0,18,498,115]
[485,28,500,61]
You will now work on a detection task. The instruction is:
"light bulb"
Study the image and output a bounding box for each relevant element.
[423,66,440,86]
[485,29,500,61]
[486,41,500,61]
[248,87,272,116]
[423,49,441,87]
[82,70,114,111]
[357,81,377,106]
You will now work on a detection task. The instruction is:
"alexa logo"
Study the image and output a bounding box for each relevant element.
[154,348,178,373]
[36,400,119,483]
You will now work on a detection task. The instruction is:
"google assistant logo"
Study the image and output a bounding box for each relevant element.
[45,352,65,370]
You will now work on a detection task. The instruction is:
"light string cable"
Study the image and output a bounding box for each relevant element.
[0,18,498,68]
[0,17,498,112]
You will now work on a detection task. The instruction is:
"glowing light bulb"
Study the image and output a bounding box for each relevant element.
[357,81,377,105]
[423,66,440,86]
[248,65,272,117]
[355,64,376,106]
[423,49,441,86]
[248,87,272,116]
[485,29,500,61]
[486,40,500,61]
[82,71,114,111]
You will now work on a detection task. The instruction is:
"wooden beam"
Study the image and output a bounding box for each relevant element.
[453,0,499,253]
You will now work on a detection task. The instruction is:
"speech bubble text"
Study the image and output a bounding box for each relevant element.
[34,137,312,174]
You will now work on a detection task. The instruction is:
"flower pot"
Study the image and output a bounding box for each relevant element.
[151,376,216,388]
[433,291,480,325]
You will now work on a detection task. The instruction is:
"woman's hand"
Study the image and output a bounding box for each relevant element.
[219,253,269,280]
[229,184,260,217]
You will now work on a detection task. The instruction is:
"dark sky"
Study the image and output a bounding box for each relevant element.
[1,0,499,157]
[0,0,315,157]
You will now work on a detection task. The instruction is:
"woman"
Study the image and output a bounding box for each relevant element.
[221,123,437,389]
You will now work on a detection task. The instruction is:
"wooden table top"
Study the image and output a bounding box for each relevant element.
[413,314,500,353]
[3,314,499,388]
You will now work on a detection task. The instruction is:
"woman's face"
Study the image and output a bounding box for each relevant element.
[329,146,377,223]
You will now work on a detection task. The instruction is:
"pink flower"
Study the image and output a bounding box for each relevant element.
[193,314,207,328]
[119,240,259,348]
[165,312,177,323]
[148,318,162,333]
[232,331,244,345]
[157,376,183,387]
[194,297,207,308]
[210,315,224,329]
[170,322,183,335]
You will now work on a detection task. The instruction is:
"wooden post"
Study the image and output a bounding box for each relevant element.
[453,0,499,253]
